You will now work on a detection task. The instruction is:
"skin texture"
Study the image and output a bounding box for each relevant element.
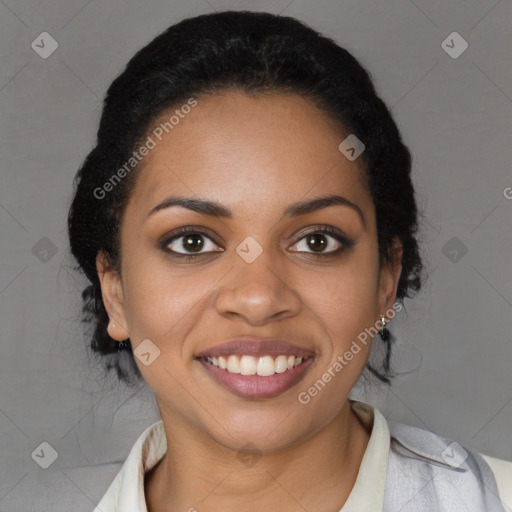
[97,90,403,512]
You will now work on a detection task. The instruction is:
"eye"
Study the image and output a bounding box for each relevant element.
[289,226,354,255]
[161,227,223,257]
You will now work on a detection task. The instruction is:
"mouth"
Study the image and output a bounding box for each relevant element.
[195,338,316,399]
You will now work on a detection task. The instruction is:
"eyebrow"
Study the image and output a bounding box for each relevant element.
[284,195,365,227]
[147,194,366,227]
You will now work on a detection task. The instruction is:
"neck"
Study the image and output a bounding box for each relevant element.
[145,399,371,512]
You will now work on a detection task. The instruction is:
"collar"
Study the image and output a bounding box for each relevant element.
[341,400,390,511]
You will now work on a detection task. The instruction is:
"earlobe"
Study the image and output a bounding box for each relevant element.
[107,321,129,342]
[96,251,130,341]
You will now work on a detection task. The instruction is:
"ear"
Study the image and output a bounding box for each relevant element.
[96,251,130,341]
[377,237,403,319]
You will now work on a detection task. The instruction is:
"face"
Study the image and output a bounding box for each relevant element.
[98,90,402,452]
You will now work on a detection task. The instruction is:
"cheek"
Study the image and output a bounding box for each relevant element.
[120,260,209,396]
[120,252,210,346]
[304,250,381,338]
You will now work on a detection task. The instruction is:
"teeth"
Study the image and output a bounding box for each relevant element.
[227,355,241,373]
[240,355,257,375]
[274,355,288,373]
[205,354,307,376]
[257,355,275,376]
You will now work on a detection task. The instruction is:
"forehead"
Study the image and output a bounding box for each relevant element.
[126,90,372,220]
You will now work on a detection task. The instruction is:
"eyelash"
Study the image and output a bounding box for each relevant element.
[160,225,354,261]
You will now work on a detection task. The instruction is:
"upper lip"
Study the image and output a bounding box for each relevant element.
[195,338,316,359]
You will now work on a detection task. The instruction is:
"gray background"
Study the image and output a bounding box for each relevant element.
[0,0,511,510]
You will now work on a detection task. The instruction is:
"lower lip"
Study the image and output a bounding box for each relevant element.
[198,357,314,399]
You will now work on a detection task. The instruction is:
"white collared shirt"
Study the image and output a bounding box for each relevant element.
[92,400,512,512]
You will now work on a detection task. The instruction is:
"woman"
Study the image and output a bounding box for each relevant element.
[68,10,511,512]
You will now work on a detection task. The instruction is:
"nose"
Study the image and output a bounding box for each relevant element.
[214,247,303,326]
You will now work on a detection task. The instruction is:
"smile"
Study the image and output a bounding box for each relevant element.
[198,355,314,399]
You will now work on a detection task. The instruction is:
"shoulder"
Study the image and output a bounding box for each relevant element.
[481,453,512,511]
[384,420,510,512]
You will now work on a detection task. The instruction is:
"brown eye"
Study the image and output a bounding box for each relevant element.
[305,233,328,252]
[181,234,205,253]
[289,226,354,256]
[162,228,223,256]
